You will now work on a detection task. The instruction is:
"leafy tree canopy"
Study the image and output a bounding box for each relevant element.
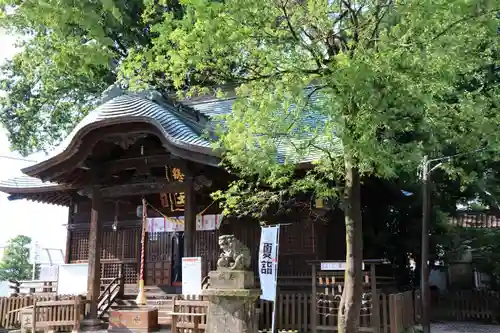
[124,0,500,187]
[0,0,170,154]
[121,0,500,331]
[0,235,32,281]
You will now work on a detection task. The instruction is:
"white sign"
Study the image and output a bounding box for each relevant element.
[57,264,88,295]
[30,242,41,264]
[258,226,280,301]
[182,257,202,295]
[320,262,365,271]
[40,265,59,281]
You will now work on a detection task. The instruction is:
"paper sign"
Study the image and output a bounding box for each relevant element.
[320,262,365,271]
[182,257,202,295]
[57,263,89,295]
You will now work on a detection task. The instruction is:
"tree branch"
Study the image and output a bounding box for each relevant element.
[278,0,324,70]
[431,8,500,42]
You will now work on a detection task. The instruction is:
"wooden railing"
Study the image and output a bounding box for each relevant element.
[171,296,208,333]
[7,276,123,297]
[97,274,124,319]
[0,295,83,330]
[167,291,416,333]
[9,280,58,296]
[18,297,84,333]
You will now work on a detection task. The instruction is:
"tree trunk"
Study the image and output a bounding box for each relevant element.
[338,159,364,333]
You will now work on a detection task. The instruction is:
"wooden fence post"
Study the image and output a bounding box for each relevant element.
[311,263,317,333]
[32,300,37,333]
[389,294,397,333]
[370,263,380,333]
[72,296,81,333]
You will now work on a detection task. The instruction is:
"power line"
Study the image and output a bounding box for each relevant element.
[0,155,37,163]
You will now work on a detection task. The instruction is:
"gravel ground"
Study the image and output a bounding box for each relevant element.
[431,322,500,333]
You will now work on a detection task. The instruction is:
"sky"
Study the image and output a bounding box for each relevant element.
[0,29,68,252]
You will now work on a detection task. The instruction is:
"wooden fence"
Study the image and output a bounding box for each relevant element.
[0,295,81,329]
[431,289,500,322]
[171,291,416,333]
[2,292,417,332]
[381,291,415,333]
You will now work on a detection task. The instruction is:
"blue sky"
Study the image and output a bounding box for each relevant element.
[0,30,68,251]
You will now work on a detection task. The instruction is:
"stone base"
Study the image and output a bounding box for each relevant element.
[81,318,103,331]
[202,288,261,298]
[208,270,255,289]
[202,288,261,333]
[108,308,159,333]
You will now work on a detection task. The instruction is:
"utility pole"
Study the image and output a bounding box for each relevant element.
[421,155,431,333]
[418,148,486,333]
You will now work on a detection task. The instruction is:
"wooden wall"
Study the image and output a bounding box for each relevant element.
[65,195,329,285]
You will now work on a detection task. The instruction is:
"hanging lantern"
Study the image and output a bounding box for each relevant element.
[136,205,143,218]
[112,201,119,232]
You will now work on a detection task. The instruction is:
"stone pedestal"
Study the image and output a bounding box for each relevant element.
[202,270,261,333]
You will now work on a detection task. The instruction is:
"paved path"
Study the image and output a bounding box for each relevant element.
[431,322,500,333]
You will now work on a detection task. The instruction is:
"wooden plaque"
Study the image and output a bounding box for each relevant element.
[108,308,159,333]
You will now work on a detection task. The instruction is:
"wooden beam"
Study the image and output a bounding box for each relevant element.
[184,180,196,257]
[95,153,186,174]
[78,174,213,199]
[86,187,102,323]
[101,179,187,198]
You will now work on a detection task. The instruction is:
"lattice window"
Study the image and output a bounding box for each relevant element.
[123,229,139,259]
[194,230,219,277]
[101,263,121,279]
[123,263,138,284]
[147,232,173,262]
[101,231,122,260]
[69,230,90,262]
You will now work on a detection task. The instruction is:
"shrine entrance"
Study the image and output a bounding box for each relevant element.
[146,231,184,287]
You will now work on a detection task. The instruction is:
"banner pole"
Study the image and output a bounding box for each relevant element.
[271,225,281,333]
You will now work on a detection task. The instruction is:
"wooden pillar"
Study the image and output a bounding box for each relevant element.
[86,188,102,323]
[64,197,74,264]
[184,180,196,257]
[311,263,317,333]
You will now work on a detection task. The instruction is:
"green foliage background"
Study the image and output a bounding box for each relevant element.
[0,235,33,281]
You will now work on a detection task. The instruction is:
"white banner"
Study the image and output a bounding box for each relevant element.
[196,214,224,231]
[258,225,280,301]
[147,214,224,233]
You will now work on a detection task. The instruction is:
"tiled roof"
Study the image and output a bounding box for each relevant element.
[39,93,213,160]
[450,212,500,228]
[0,176,62,191]
[0,88,337,195]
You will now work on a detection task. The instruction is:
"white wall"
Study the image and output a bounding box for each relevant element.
[0,281,9,297]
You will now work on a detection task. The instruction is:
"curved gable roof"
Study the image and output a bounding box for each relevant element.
[22,93,218,177]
